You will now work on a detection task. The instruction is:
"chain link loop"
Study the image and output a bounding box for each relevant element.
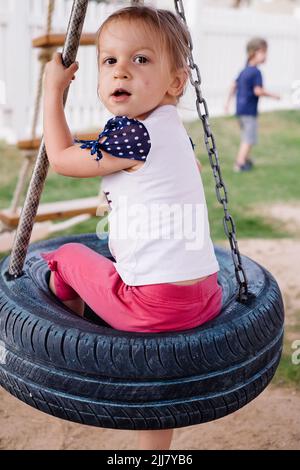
[174,0,248,301]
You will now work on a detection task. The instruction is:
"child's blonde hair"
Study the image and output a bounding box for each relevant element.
[95,5,191,99]
[246,37,268,61]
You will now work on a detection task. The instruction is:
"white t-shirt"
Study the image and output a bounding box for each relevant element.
[101,104,219,286]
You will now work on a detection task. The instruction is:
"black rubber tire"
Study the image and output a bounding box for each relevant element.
[0,233,284,430]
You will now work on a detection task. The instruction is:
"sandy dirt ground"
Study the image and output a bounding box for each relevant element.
[0,384,299,450]
[1,205,300,449]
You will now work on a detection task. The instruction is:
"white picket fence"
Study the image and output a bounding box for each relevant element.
[0,0,299,143]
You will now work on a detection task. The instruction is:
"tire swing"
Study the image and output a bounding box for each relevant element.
[0,0,284,430]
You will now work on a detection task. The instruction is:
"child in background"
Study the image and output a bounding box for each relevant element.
[225,37,280,172]
[41,5,222,450]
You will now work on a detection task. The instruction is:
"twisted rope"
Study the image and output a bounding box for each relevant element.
[9,0,56,216]
[8,0,89,278]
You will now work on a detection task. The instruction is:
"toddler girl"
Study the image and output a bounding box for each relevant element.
[41,5,222,450]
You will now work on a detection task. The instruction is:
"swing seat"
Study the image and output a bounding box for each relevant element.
[0,233,284,430]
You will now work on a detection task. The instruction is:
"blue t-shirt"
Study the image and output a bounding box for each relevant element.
[236,65,263,116]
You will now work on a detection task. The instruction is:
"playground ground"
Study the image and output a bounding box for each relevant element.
[0,236,299,449]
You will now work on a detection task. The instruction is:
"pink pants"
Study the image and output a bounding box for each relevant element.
[41,242,222,333]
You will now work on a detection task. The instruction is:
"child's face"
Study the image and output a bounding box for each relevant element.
[254,47,267,64]
[98,20,181,120]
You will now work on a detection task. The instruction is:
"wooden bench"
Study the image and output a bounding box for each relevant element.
[17,133,100,151]
[0,197,109,227]
[32,33,97,48]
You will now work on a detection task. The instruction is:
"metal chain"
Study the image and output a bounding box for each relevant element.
[174,0,248,301]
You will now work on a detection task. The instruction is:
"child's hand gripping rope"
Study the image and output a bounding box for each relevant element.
[44,52,79,94]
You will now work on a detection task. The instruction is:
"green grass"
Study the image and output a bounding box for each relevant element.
[187,110,300,240]
[1,110,300,388]
[1,110,299,243]
[273,352,300,389]
[272,317,300,389]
